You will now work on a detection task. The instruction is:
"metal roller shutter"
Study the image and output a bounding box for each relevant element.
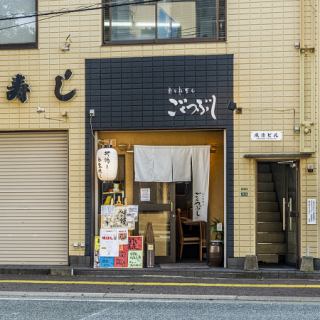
[0,132,68,265]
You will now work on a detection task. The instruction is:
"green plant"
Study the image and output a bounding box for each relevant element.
[210,217,224,241]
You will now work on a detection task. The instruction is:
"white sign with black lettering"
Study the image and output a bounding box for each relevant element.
[251,131,283,141]
[307,198,317,224]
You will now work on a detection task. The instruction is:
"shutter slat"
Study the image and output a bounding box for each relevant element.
[0,132,68,265]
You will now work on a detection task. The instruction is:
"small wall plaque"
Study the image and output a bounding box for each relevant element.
[251,131,283,141]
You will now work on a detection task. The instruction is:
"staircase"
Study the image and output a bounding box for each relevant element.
[257,163,286,264]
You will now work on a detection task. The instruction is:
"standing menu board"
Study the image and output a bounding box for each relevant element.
[95,205,143,268]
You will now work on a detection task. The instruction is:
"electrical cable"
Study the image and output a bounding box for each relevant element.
[0,2,102,20]
[0,0,161,22]
[0,0,162,32]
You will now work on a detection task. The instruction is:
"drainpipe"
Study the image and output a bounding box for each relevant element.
[299,0,316,153]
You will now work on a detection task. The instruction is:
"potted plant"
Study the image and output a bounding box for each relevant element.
[208,218,224,267]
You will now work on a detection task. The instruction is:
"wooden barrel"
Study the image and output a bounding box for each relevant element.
[208,240,223,267]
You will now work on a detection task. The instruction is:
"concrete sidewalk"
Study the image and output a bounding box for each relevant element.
[0,265,319,280]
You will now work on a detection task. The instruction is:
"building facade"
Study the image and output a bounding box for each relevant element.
[0,0,319,268]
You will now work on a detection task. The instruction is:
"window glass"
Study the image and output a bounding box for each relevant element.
[157,1,195,39]
[104,0,225,42]
[0,0,36,45]
[106,0,156,41]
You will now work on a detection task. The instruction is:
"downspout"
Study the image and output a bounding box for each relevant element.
[300,0,316,153]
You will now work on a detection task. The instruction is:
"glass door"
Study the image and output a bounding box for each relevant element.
[134,182,176,263]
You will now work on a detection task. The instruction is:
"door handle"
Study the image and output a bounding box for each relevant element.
[282,197,286,231]
[288,197,292,231]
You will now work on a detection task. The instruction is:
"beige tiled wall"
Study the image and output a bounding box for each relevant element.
[0,0,318,259]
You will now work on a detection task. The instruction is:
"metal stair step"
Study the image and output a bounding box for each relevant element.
[257,222,283,232]
[257,202,279,212]
[257,243,286,254]
[257,254,279,264]
[257,232,285,243]
[257,212,281,222]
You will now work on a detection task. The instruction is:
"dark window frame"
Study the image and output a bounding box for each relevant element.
[0,0,38,50]
[102,0,226,45]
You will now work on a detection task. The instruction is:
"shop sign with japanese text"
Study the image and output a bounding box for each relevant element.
[250,131,283,141]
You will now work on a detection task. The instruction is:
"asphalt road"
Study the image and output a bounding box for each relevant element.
[0,295,320,320]
[1,274,320,297]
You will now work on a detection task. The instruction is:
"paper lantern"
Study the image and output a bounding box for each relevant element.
[96,147,118,181]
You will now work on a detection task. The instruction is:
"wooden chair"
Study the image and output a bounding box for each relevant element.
[176,208,206,261]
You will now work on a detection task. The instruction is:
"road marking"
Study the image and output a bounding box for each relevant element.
[0,279,320,289]
[1,292,320,303]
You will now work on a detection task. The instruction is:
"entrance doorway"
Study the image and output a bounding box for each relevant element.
[256,161,299,267]
[97,130,225,265]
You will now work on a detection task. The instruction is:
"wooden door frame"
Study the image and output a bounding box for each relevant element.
[133,182,176,264]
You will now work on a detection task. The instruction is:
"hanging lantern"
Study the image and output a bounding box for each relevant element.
[96,147,118,181]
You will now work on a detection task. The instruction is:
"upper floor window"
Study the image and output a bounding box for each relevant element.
[103,0,225,43]
[0,0,37,48]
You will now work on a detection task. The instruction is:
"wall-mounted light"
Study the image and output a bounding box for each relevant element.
[307,164,315,173]
[227,100,242,114]
[61,34,71,52]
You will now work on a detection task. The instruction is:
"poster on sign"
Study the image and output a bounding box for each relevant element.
[101,205,115,216]
[100,205,138,229]
[99,257,114,268]
[117,228,128,245]
[127,205,139,222]
[99,242,119,257]
[128,236,143,250]
[114,245,128,268]
[128,250,143,268]
[99,229,119,257]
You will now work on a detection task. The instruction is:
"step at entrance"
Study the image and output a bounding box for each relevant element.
[257,163,286,264]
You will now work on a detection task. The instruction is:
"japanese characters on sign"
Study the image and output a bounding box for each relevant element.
[250,131,283,141]
[167,86,217,120]
[7,74,30,103]
[5,70,76,104]
[307,199,317,225]
[193,191,205,217]
[54,69,77,101]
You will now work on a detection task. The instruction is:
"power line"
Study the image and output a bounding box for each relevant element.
[0,0,160,22]
[0,3,102,32]
[0,0,161,32]
[0,2,102,20]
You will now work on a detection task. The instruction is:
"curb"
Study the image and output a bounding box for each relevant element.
[0,266,319,280]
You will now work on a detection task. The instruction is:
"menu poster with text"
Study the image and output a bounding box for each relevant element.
[128,250,143,268]
[100,229,119,257]
[128,236,143,251]
[117,228,128,245]
[127,205,139,222]
[114,245,128,268]
[99,257,114,268]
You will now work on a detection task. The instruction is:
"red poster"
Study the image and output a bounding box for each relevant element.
[114,245,128,268]
[128,236,143,251]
